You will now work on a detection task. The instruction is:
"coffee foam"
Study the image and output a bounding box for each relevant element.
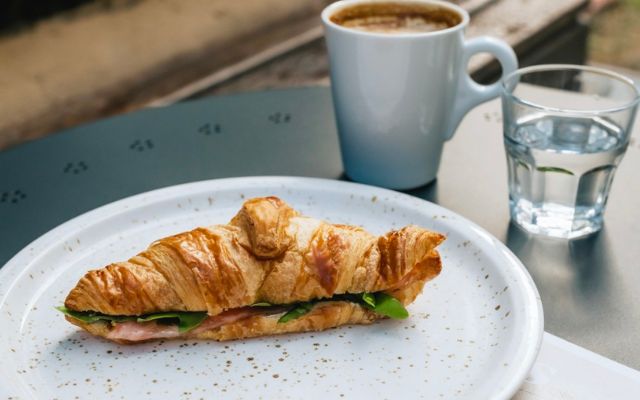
[330,2,462,34]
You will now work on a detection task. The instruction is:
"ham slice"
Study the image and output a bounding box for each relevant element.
[192,307,258,334]
[107,321,180,341]
[106,306,286,342]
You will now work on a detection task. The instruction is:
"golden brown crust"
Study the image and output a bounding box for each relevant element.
[388,250,442,305]
[65,251,443,344]
[230,196,297,258]
[63,196,445,340]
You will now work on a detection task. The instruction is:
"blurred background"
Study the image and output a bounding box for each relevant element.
[0,0,638,151]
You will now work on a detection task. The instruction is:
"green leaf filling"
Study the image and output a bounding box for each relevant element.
[360,293,376,308]
[56,306,136,324]
[56,307,207,333]
[277,302,315,323]
[371,293,409,319]
[275,292,409,324]
[57,291,409,329]
[136,312,208,333]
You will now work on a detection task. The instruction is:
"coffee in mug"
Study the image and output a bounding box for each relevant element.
[330,2,461,34]
[322,0,518,189]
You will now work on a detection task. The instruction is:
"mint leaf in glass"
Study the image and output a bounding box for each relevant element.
[516,160,531,170]
[536,166,574,175]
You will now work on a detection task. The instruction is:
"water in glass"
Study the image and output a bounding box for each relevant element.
[505,114,627,238]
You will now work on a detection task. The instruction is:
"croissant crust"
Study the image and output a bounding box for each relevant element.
[64,197,445,318]
[66,251,442,343]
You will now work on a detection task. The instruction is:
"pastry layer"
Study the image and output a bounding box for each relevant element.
[66,251,442,344]
[64,197,445,317]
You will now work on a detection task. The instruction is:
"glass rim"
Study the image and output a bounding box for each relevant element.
[501,64,640,115]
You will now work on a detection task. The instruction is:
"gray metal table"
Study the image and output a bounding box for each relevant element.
[428,94,640,370]
[0,86,638,369]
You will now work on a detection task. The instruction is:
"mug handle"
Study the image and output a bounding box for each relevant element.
[444,36,518,140]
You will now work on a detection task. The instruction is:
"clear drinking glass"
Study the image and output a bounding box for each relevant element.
[501,65,639,238]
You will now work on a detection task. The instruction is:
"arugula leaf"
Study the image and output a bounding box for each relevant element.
[57,290,409,332]
[278,302,314,323]
[250,302,273,307]
[56,307,207,333]
[360,293,376,308]
[372,293,409,319]
[56,306,135,323]
[137,312,207,333]
[273,292,409,323]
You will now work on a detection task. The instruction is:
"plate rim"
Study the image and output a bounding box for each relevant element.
[0,176,544,400]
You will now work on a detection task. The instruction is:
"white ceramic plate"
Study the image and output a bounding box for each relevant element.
[0,177,543,400]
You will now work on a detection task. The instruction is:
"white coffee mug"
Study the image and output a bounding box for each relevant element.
[322,0,518,189]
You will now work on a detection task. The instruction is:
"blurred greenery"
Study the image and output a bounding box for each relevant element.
[590,0,640,70]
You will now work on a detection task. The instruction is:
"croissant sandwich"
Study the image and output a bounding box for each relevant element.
[57,196,445,343]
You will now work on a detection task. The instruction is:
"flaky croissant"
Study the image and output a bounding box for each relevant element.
[62,196,445,343]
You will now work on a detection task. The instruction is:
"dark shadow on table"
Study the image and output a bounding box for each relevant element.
[404,179,439,204]
[337,173,440,204]
[504,222,623,339]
